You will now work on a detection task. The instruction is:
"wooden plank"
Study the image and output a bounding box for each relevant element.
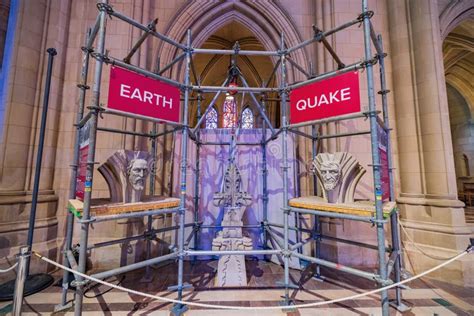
[68,196,180,218]
[289,196,396,218]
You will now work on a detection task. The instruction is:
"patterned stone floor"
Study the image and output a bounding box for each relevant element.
[1,259,473,315]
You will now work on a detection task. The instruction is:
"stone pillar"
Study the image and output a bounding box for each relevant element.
[0,0,71,276]
[388,0,473,286]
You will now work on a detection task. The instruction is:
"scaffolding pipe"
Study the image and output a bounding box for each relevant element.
[193,47,278,56]
[85,14,100,49]
[192,76,231,132]
[108,9,186,50]
[76,111,92,128]
[102,55,183,88]
[157,53,186,76]
[74,4,107,314]
[261,93,269,250]
[193,91,202,260]
[91,252,179,281]
[313,26,345,69]
[293,252,381,282]
[287,56,311,78]
[97,126,155,138]
[238,73,276,135]
[286,16,363,54]
[87,222,193,250]
[362,1,389,314]
[123,18,158,64]
[86,208,179,223]
[288,61,364,91]
[186,249,280,256]
[370,21,384,57]
[288,128,314,140]
[316,129,371,140]
[191,85,277,93]
[279,32,291,306]
[60,29,91,308]
[264,59,281,88]
[103,108,184,128]
[174,29,192,314]
[288,111,367,129]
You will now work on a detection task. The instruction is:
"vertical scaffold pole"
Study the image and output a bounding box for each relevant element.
[193,90,202,260]
[73,3,107,315]
[58,28,92,310]
[311,125,322,279]
[143,121,158,282]
[362,0,389,315]
[172,29,191,316]
[261,92,269,251]
[279,32,292,306]
[378,34,407,311]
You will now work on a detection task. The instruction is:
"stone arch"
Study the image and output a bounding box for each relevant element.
[439,1,474,40]
[155,1,309,84]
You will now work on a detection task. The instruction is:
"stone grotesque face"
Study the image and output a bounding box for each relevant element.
[127,158,149,191]
[320,161,341,191]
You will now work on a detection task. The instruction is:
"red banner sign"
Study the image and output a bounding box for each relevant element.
[289,71,361,124]
[108,66,181,123]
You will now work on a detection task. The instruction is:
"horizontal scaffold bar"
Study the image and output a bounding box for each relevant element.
[186,249,281,256]
[191,85,278,93]
[83,207,180,223]
[288,112,367,129]
[193,48,279,56]
[101,55,183,89]
[103,108,185,128]
[288,60,364,90]
[90,252,179,280]
[292,252,382,282]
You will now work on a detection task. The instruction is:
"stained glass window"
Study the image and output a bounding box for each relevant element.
[241,107,254,129]
[205,106,218,129]
[222,95,237,128]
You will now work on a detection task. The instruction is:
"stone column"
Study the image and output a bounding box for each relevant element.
[0,0,71,275]
[388,0,472,286]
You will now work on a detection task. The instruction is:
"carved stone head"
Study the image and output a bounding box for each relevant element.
[98,150,154,203]
[312,152,366,204]
[319,159,341,191]
[127,158,149,191]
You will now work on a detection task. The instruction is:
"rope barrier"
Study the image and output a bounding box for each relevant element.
[32,247,471,311]
[0,262,18,273]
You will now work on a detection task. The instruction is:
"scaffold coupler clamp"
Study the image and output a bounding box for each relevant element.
[370,217,387,227]
[374,276,393,287]
[282,206,291,215]
[97,2,114,17]
[357,10,374,25]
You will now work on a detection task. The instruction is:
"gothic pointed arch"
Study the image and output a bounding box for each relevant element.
[155,1,309,84]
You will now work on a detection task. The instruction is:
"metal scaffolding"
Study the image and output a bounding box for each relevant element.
[53,1,408,315]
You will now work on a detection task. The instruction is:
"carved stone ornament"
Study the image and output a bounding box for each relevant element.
[98,150,154,203]
[211,162,253,287]
[311,152,366,203]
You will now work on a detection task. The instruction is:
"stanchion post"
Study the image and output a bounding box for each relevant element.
[25,47,57,275]
[12,247,29,316]
[361,0,389,315]
[73,2,107,315]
